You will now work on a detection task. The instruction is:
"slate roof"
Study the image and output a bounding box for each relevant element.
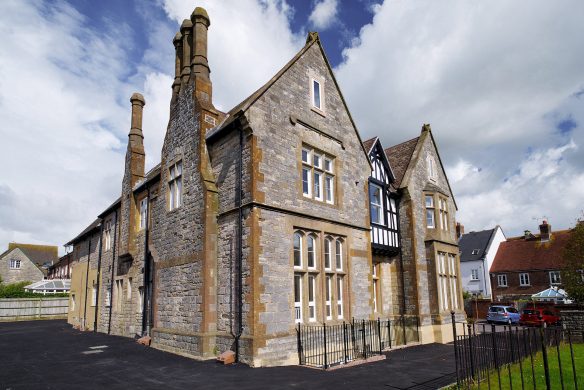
[490,229,572,273]
[65,219,101,246]
[385,137,419,187]
[459,228,496,262]
[3,243,58,268]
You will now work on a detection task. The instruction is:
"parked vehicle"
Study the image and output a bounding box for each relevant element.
[486,305,520,324]
[519,308,561,326]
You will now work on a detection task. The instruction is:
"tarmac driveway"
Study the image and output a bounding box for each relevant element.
[0,320,456,390]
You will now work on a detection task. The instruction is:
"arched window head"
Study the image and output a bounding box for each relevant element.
[293,232,302,268]
[427,155,437,181]
[335,239,343,271]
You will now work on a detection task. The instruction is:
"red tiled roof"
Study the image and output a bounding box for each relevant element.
[490,230,572,272]
[385,137,419,187]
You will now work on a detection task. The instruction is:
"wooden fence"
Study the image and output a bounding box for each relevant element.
[0,297,68,321]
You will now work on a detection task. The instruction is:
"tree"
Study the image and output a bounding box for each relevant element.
[562,222,584,303]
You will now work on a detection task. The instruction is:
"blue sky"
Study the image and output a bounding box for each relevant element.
[1,0,583,253]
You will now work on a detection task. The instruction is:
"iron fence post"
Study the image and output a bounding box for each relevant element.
[297,323,302,365]
[540,326,551,390]
[555,328,565,390]
[323,322,328,369]
[343,321,348,364]
[388,318,392,349]
[451,311,460,388]
[362,319,367,359]
[492,323,502,390]
[402,314,407,345]
[467,323,476,381]
[567,330,578,390]
[416,315,420,342]
[378,317,382,355]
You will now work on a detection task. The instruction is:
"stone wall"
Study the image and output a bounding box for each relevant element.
[560,309,584,335]
[0,248,44,284]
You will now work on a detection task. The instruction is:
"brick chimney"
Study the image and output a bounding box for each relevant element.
[119,93,146,258]
[456,222,464,239]
[539,220,551,242]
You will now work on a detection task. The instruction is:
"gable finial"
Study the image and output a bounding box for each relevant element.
[306,31,320,44]
[422,123,431,133]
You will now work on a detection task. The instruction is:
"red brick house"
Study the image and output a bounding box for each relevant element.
[490,221,570,301]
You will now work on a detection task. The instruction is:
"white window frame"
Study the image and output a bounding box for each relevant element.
[301,145,334,204]
[426,195,435,228]
[439,197,448,231]
[294,274,302,324]
[471,269,480,281]
[372,264,379,313]
[293,232,303,269]
[324,237,332,271]
[105,287,112,307]
[449,254,458,309]
[336,276,344,319]
[307,235,316,270]
[370,183,384,225]
[91,284,97,307]
[9,259,21,269]
[139,197,148,230]
[549,271,561,285]
[335,239,343,271]
[471,249,479,255]
[168,160,183,211]
[104,218,112,251]
[519,272,530,286]
[325,275,332,320]
[311,78,323,111]
[498,274,508,287]
[308,275,316,322]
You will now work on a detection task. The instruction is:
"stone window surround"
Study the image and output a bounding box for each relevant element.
[427,154,437,182]
[372,262,381,313]
[138,196,148,230]
[104,218,113,251]
[292,229,347,323]
[300,144,335,205]
[438,196,449,231]
[425,193,435,229]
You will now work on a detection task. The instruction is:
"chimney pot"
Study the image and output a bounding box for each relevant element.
[191,7,210,26]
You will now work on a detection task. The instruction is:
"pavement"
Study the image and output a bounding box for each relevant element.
[0,320,456,390]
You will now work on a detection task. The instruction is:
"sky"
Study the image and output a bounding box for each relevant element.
[1,0,583,255]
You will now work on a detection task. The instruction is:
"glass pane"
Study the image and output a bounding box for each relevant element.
[314,172,321,198]
[294,275,301,303]
[313,80,321,108]
[324,239,331,269]
[425,195,433,207]
[313,154,321,168]
[294,233,301,267]
[324,158,332,172]
[336,240,342,270]
[302,168,309,195]
[307,236,315,268]
[302,149,309,163]
[176,161,182,175]
[326,276,331,300]
[426,210,434,227]
[308,276,314,301]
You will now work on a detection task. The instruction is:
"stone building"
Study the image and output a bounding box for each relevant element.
[0,243,58,284]
[66,6,463,366]
[363,126,465,344]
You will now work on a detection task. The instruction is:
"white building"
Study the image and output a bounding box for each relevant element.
[459,226,506,298]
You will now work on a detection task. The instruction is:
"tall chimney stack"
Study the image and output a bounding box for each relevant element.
[456,222,464,240]
[191,7,210,80]
[539,220,551,242]
[180,19,193,84]
[172,32,182,98]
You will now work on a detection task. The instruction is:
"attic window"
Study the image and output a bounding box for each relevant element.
[10,259,21,269]
[311,78,324,112]
[427,155,437,181]
[471,249,480,255]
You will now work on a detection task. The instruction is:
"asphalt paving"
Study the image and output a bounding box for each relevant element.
[0,320,456,390]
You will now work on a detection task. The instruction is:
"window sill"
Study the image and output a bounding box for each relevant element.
[311,106,326,118]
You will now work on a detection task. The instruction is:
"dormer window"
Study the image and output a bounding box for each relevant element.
[369,184,383,225]
[471,249,479,255]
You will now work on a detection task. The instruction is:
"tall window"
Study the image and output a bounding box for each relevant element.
[325,275,332,320]
[294,232,302,268]
[138,286,144,313]
[104,218,112,251]
[324,237,332,270]
[301,146,334,204]
[168,160,182,210]
[519,273,530,286]
[294,274,302,323]
[438,253,449,311]
[308,275,316,322]
[549,271,561,285]
[335,239,343,271]
[9,259,21,269]
[336,276,344,319]
[372,264,380,312]
[438,252,459,311]
[369,184,383,224]
[307,235,316,269]
[439,197,448,231]
[427,155,437,181]
[91,284,97,306]
[115,279,124,311]
[139,197,148,230]
[105,287,112,307]
[127,277,132,300]
[425,195,435,228]
[311,79,322,110]
[497,274,507,287]
[448,254,459,310]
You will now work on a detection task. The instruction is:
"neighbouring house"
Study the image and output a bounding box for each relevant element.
[459,226,506,298]
[47,252,74,280]
[65,6,464,367]
[490,220,570,301]
[0,243,58,284]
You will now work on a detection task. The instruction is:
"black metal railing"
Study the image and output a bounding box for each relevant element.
[297,316,420,368]
[452,312,583,389]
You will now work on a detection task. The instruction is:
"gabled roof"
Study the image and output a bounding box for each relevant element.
[363,137,377,153]
[365,136,396,185]
[385,136,419,187]
[459,228,496,262]
[65,219,101,246]
[206,32,371,167]
[490,229,572,273]
[2,243,59,268]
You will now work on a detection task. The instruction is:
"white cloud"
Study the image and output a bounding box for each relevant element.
[336,0,584,235]
[309,0,339,31]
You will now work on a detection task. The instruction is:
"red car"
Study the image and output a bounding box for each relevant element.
[519,308,561,326]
